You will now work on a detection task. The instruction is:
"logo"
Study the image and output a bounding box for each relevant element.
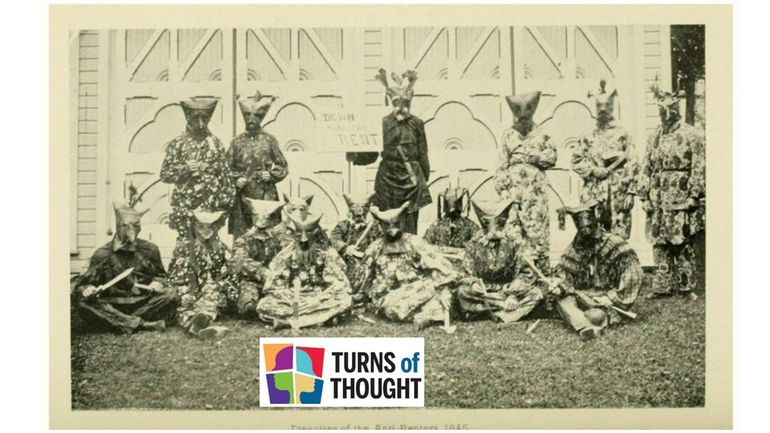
[263,343,325,405]
[260,338,424,407]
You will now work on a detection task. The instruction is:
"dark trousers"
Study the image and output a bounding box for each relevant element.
[77,288,177,334]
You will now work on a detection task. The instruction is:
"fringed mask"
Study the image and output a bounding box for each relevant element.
[113,202,149,250]
[472,199,517,246]
[370,202,410,242]
[650,83,682,128]
[288,212,324,255]
[243,197,284,230]
[192,209,226,242]
[563,201,600,244]
[374,68,417,120]
[181,98,217,136]
[437,187,470,220]
[238,91,277,132]
[505,91,541,135]
[343,193,372,226]
[282,193,314,221]
[588,79,618,121]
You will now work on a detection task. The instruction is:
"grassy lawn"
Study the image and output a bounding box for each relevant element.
[70,289,705,409]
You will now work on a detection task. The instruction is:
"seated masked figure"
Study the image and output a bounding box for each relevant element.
[258,213,352,329]
[457,199,544,323]
[329,193,382,281]
[423,187,480,249]
[551,201,643,340]
[228,198,285,318]
[270,194,314,248]
[167,209,231,340]
[353,202,461,330]
[73,203,176,334]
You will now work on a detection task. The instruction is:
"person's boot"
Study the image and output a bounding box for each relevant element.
[198,325,231,341]
[188,313,211,336]
[140,320,166,332]
[578,325,604,341]
[239,301,258,319]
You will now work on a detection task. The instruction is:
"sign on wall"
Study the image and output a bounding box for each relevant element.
[318,110,381,152]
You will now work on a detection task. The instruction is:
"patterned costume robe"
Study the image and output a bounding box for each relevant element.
[167,238,230,329]
[457,233,542,323]
[637,120,706,294]
[229,227,284,315]
[353,234,459,324]
[226,131,289,238]
[372,113,432,234]
[555,230,643,325]
[257,243,352,328]
[160,132,235,241]
[423,217,480,249]
[74,239,177,334]
[329,218,382,282]
[494,126,557,271]
[572,124,639,239]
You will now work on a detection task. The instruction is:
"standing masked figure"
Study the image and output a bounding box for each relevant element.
[227,92,289,238]
[229,198,285,318]
[494,91,557,272]
[329,193,382,282]
[371,69,431,234]
[638,85,705,298]
[353,202,461,330]
[73,203,176,334]
[160,99,235,242]
[423,187,480,249]
[258,213,352,329]
[168,209,230,340]
[572,80,639,239]
[457,199,543,323]
[552,201,643,336]
[270,194,314,248]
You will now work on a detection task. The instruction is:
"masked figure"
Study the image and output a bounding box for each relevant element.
[329,193,382,282]
[73,203,176,334]
[371,69,431,234]
[637,85,706,297]
[457,199,543,323]
[551,202,643,339]
[494,91,557,272]
[167,209,231,340]
[160,99,235,242]
[353,202,461,330]
[572,80,639,239]
[229,198,285,318]
[258,213,352,329]
[423,187,480,249]
[227,92,289,238]
[268,193,315,248]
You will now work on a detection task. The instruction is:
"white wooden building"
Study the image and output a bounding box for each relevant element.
[69,25,673,272]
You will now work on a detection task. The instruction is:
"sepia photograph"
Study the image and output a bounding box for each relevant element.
[48,3,733,429]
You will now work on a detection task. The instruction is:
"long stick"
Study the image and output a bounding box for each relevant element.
[291,277,301,336]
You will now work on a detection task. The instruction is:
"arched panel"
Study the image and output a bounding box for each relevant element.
[262,102,318,152]
[424,101,497,151]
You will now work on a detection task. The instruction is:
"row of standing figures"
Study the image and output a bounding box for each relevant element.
[72,73,705,342]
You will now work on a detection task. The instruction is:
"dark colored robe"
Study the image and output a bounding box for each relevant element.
[74,238,176,334]
[329,218,382,282]
[229,226,284,314]
[423,217,480,249]
[371,113,431,233]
